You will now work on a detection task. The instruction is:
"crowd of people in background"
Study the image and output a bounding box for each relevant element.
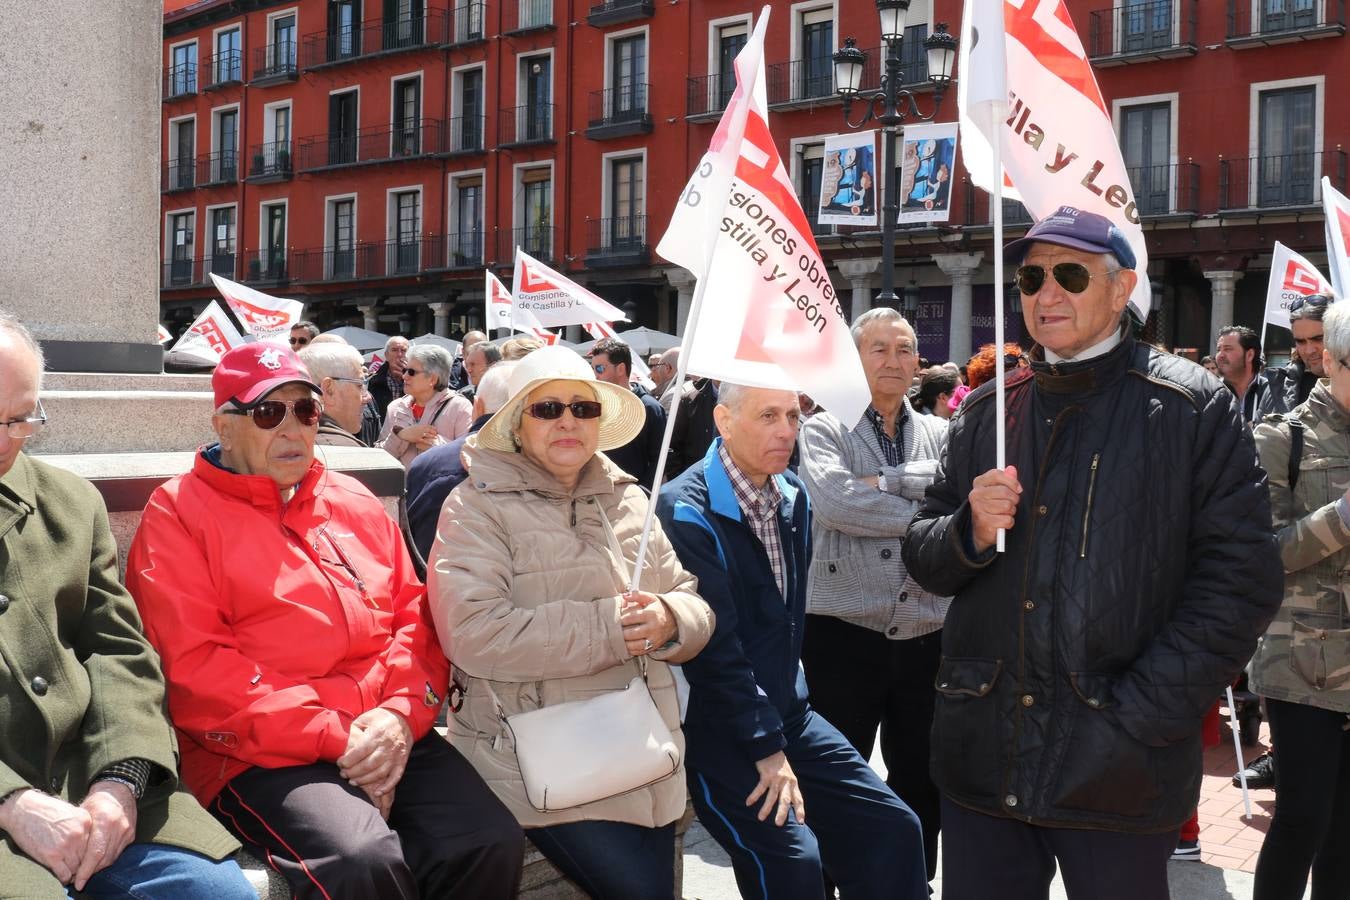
[2,206,1347,900]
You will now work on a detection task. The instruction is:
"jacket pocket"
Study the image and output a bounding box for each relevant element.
[932,657,1004,800]
[807,556,865,619]
[934,656,1002,698]
[1289,617,1350,692]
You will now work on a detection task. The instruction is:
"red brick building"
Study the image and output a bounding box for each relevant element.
[160,0,1347,363]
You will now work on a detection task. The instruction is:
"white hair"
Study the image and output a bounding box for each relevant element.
[0,307,45,391]
[298,342,362,383]
[476,361,518,415]
[407,344,455,390]
[1323,300,1350,361]
[850,307,912,347]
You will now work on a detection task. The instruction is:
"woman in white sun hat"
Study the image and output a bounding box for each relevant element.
[427,346,714,900]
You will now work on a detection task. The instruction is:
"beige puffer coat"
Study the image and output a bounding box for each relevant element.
[427,443,714,828]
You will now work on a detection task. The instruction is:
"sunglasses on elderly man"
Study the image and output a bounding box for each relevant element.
[1288,294,1332,315]
[223,397,324,430]
[524,400,603,420]
[1015,263,1117,296]
[289,336,311,348]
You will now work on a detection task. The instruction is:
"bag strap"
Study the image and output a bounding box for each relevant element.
[1287,416,1305,491]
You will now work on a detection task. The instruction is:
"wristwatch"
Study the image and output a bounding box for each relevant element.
[877,470,888,493]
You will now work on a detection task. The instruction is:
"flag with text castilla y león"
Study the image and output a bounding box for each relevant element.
[487,268,559,343]
[511,248,629,329]
[655,6,869,425]
[166,300,245,367]
[1323,177,1350,299]
[209,273,304,344]
[1265,242,1333,332]
[958,0,1150,319]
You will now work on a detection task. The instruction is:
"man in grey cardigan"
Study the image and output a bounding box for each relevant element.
[798,307,950,884]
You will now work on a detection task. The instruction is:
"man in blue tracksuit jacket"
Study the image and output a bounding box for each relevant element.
[656,384,926,900]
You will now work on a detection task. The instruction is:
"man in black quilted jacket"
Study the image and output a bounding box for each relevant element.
[902,206,1282,900]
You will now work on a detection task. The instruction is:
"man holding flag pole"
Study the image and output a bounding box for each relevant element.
[899,2,1283,897]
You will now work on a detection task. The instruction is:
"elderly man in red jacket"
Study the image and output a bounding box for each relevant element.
[126,343,523,900]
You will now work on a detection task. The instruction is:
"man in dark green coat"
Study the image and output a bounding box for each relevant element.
[0,311,253,899]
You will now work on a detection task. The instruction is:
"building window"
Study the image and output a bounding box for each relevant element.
[1258,85,1316,206]
[262,204,287,279]
[1262,0,1315,34]
[214,28,241,83]
[329,90,359,165]
[170,42,197,95]
[520,168,551,257]
[169,212,195,285]
[273,13,297,62]
[393,76,422,155]
[610,34,646,119]
[452,177,483,265]
[214,109,238,182]
[608,156,644,248]
[717,24,748,108]
[798,8,833,100]
[518,0,551,30]
[797,142,829,234]
[171,119,196,190]
[1121,102,1170,215]
[385,0,426,49]
[1120,0,1173,53]
[210,207,236,276]
[332,199,356,278]
[521,56,552,141]
[455,68,484,151]
[328,0,360,60]
[392,191,421,272]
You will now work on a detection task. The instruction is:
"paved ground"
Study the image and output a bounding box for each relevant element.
[680,703,1297,899]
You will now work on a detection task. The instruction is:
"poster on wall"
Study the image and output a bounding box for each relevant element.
[818,132,879,226]
[898,122,958,224]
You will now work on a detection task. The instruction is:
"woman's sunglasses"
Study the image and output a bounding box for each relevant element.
[1015,263,1116,296]
[524,400,603,420]
[223,397,323,430]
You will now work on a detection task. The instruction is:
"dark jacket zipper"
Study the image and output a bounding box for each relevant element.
[1079,453,1100,560]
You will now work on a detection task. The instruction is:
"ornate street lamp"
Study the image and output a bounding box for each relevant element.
[833,3,958,318]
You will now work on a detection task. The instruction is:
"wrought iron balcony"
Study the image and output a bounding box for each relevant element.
[296,119,449,171]
[162,252,237,289]
[163,62,197,100]
[161,158,197,193]
[586,85,652,139]
[290,236,449,283]
[1087,0,1199,64]
[202,49,243,88]
[854,41,930,93]
[1227,0,1345,45]
[585,216,649,268]
[448,3,487,45]
[766,58,838,108]
[587,0,653,27]
[248,141,293,181]
[447,115,486,154]
[686,73,738,119]
[300,11,456,70]
[251,41,298,84]
[1127,161,1201,216]
[498,105,554,147]
[1220,149,1347,210]
[505,0,554,33]
[244,251,289,284]
[507,226,555,263]
[198,151,241,187]
[446,230,485,269]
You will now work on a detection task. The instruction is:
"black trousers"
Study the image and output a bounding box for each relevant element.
[1253,697,1350,900]
[527,820,676,900]
[940,797,1178,900]
[211,733,524,900]
[800,615,942,882]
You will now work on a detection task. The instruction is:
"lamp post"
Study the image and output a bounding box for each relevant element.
[833,0,957,318]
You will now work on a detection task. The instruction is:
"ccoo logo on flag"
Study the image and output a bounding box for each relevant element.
[1283,259,1324,294]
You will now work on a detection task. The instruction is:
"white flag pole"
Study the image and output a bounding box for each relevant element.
[992,124,1008,553]
[1226,685,1254,820]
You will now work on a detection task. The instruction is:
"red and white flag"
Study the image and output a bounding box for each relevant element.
[1323,177,1350,299]
[157,324,173,344]
[656,6,869,425]
[582,321,653,385]
[1265,242,1333,332]
[165,300,245,367]
[959,0,1150,318]
[511,249,628,329]
[486,270,515,331]
[209,273,304,344]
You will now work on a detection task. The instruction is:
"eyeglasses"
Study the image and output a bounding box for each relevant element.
[524,400,603,420]
[403,367,423,378]
[1015,263,1117,296]
[1289,294,1332,315]
[3,399,46,440]
[592,363,609,374]
[289,336,311,347]
[222,397,324,430]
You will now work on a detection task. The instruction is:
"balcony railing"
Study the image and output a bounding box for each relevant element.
[1088,0,1199,62]
[498,105,554,146]
[290,236,448,283]
[447,115,485,154]
[1126,161,1201,216]
[586,85,652,138]
[244,251,289,284]
[587,0,653,26]
[1227,0,1345,43]
[505,0,553,32]
[163,62,197,99]
[686,73,738,118]
[446,230,485,268]
[448,3,487,44]
[585,216,649,267]
[249,141,293,180]
[767,58,837,107]
[251,41,298,83]
[296,119,448,171]
[1220,150,1346,210]
[506,226,555,263]
[162,158,196,192]
[300,12,456,69]
[202,49,243,88]
[198,150,241,186]
[161,252,237,289]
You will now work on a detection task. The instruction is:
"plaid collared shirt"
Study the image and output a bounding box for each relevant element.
[719,444,786,600]
[864,404,906,467]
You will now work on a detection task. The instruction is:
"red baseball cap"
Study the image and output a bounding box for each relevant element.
[213,343,322,408]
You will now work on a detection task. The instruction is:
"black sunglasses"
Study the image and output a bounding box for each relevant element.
[223,397,323,430]
[1015,263,1117,296]
[524,400,603,420]
[1289,294,1332,315]
[403,367,423,378]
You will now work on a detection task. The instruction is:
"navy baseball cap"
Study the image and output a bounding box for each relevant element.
[1004,206,1136,270]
